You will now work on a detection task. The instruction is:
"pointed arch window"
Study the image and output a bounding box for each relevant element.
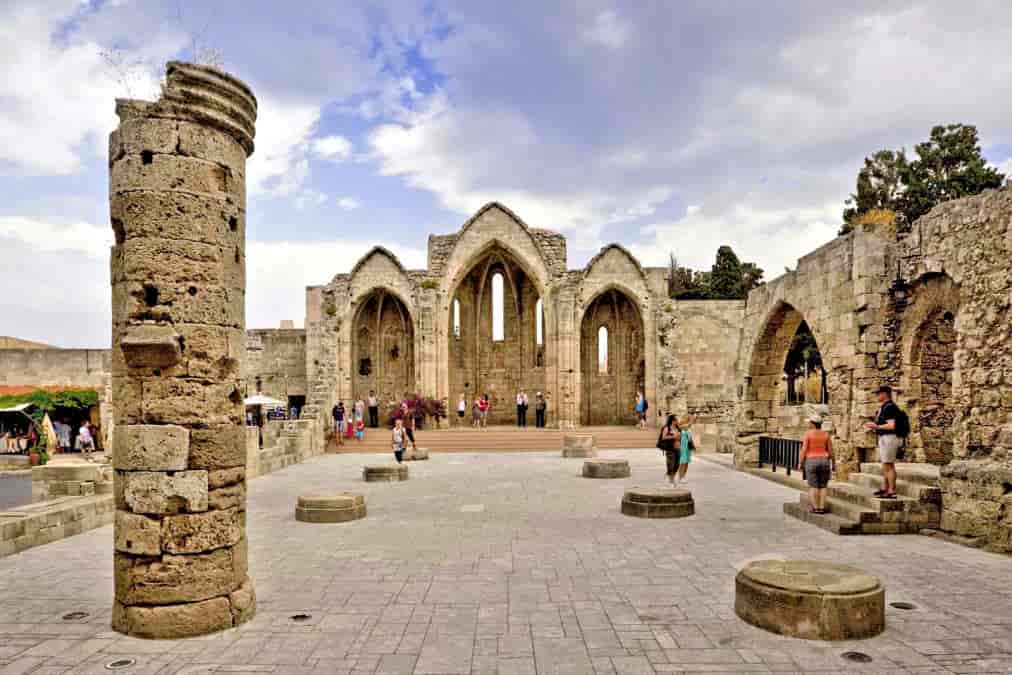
[492,273,505,341]
[452,299,461,338]
[598,326,609,374]
[535,298,544,346]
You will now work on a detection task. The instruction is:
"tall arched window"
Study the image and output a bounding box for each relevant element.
[492,273,504,341]
[535,298,544,346]
[598,326,609,373]
[452,299,461,338]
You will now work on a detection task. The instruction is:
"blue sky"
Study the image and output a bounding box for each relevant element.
[2,0,1011,347]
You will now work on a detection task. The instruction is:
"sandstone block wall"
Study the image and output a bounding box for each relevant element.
[245,328,307,400]
[109,61,257,638]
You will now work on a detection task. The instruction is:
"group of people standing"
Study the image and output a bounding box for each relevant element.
[657,414,694,485]
[330,390,382,445]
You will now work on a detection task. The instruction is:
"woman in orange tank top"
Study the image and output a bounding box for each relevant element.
[797,414,834,514]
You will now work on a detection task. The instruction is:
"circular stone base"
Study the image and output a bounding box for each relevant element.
[295,493,366,523]
[582,458,630,478]
[735,560,885,640]
[621,487,694,518]
[363,464,409,482]
[562,434,596,458]
[405,447,429,461]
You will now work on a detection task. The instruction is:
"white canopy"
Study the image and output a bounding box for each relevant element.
[0,402,34,414]
[243,394,285,407]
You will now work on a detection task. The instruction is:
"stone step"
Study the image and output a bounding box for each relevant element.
[826,482,915,513]
[799,494,880,524]
[783,501,863,535]
[859,462,940,486]
[848,472,941,503]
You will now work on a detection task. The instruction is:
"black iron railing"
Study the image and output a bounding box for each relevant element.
[758,436,802,475]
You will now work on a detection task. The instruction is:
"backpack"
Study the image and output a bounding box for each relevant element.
[894,406,910,439]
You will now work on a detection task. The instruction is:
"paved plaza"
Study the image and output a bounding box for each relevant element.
[0,450,1010,674]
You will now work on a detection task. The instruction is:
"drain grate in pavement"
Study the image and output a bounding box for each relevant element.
[890,601,917,610]
[105,659,136,670]
[62,611,89,621]
[841,651,873,663]
[290,613,312,622]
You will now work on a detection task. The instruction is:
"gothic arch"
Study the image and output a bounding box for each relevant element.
[350,289,416,407]
[579,287,645,425]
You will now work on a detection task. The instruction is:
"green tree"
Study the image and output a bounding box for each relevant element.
[709,246,743,299]
[841,124,1005,234]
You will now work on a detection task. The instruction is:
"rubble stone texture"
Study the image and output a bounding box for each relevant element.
[108,61,257,638]
[734,560,885,640]
[561,433,596,458]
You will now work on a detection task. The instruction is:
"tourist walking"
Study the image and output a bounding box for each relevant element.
[797,414,833,514]
[866,385,906,499]
[478,394,490,428]
[472,397,482,428]
[457,394,467,427]
[677,418,694,484]
[392,418,406,463]
[516,389,529,427]
[535,392,546,428]
[657,414,679,484]
[367,390,379,428]
[635,391,647,428]
[332,401,346,445]
[77,420,95,461]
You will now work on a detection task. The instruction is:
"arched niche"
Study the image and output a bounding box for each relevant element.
[580,288,644,425]
[351,289,415,407]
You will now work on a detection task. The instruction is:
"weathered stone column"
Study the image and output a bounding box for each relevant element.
[108,61,257,639]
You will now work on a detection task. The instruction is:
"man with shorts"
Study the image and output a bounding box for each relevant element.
[332,401,346,445]
[866,385,900,499]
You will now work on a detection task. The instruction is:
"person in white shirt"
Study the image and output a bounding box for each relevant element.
[367,390,379,428]
[516,390,529,428]
[78,422,95,460]
[457,394,467,427]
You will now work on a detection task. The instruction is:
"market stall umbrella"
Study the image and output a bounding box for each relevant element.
[243,394,286,407]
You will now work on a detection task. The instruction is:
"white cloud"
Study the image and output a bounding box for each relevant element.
[0,2,162,175]
[0,216,112,257]
[312,135,353,162]
[246,97,321,198]
[246,239,426,329]
[336,197,361,210]
[584,9,631,50]
[293,189,328,210]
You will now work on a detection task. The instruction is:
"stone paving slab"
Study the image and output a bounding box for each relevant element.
[0,450,1009,673]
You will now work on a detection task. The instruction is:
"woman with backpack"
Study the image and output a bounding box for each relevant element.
[657,414,680,485]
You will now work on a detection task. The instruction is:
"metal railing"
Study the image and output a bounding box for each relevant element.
[758,436,802,475]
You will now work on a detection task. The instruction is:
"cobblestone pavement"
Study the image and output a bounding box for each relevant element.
[0,451,1010,674]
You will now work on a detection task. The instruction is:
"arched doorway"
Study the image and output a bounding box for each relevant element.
[580,289,644,425]
[901,274,959,466]
[740,303,828,461]
[448,247,545,425]
[352,290,415,408]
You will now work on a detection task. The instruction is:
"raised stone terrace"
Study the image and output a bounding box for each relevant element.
[0,451,1009,673]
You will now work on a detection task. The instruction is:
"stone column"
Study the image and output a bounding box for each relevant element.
[108,61,257,639]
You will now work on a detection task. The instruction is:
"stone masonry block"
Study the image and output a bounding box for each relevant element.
[228,575,256,625]
[114,510,162,556]
[114,548,239,605]
[207,467,245,488]
[114,596,233,639]
[188,426,247,470]
[111,153,236,199]
[140,379,242,427]
[110,190,242,246]
[176,120,247,173]
[122,470,208,515]
[114,424,189,471]
[161,507,242,554]
[120,324,182,369]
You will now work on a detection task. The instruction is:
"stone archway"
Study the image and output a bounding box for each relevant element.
[901,273,960,465]
[352,290,415,408]
[448,246,546,425]
[738,302,828,463]
[580,289,644,425]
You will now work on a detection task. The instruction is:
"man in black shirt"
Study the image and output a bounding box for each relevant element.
[865,385,900,498]
[332,402,346,446]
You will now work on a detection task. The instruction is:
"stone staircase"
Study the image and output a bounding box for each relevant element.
[783,463,941,535]
[327,426,660,454]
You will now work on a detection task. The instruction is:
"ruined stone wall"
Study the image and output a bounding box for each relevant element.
[108,61,256,638]
[0,348,110,389]
[244,328,306,401]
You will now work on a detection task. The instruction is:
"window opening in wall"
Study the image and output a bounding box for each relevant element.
[783,321,828,405]
[535,298,544,346]
[598,326,609,374]
[453,299,461,338]
[492,273,504,341]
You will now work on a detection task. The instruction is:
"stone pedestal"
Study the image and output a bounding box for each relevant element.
[562,434,596,458]
[621,487,694,518]
[404,447,429,461]
[363,464,409,482]
[295,494,366,523]
[109,62,257,639]
[582,458,630,478]
[32,460,113,502]
[734,560,885,640]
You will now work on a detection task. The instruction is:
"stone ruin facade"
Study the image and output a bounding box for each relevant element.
[108,62,257,638]
[303,203,743,445]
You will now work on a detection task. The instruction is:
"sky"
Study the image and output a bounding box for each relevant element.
[2,0,1012,348]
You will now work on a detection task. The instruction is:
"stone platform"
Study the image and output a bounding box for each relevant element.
[561,434,596,458]
[363,464,409,482]
[735,559,885,640]
[621,487,694,518]
[295,493,366,523]
[582,458,630,478]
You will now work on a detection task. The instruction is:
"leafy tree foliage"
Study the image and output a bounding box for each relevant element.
[841,124,1005,234]
[667,246,764,300]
